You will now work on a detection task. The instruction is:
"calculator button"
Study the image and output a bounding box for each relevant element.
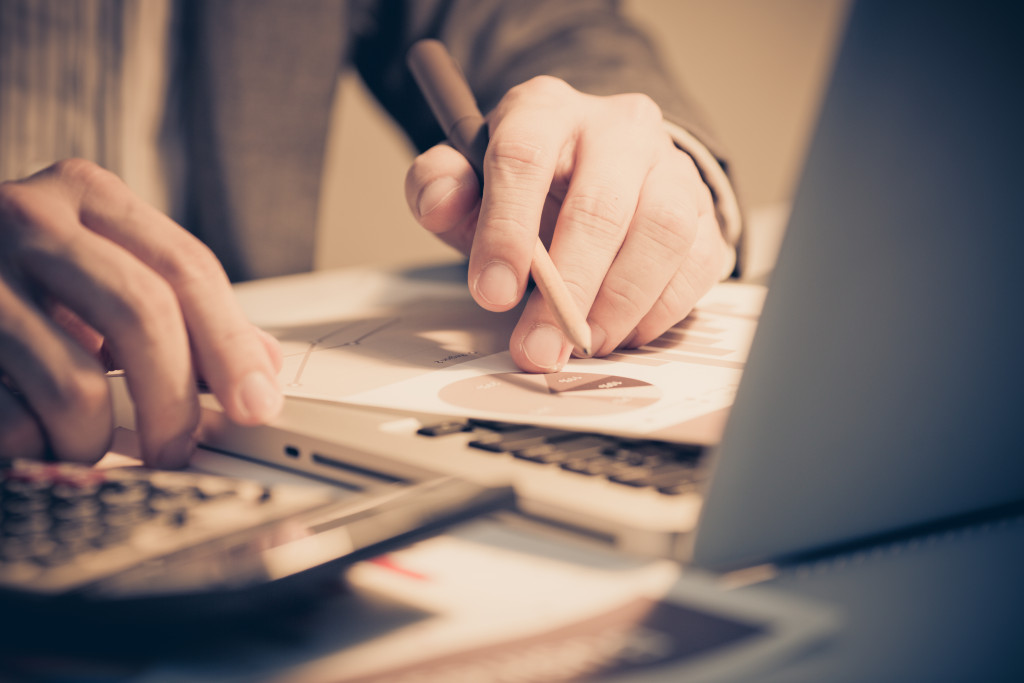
[3,512,52,536]
[0,459,342,596]
[98,480,150,507]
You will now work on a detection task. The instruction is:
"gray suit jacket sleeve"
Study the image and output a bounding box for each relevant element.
[351,0,740,270]
[350,0,727,161]
[182,0,347,281]
[181,0,736,282]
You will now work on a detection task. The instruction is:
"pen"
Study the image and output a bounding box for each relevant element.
[407,39,593,357]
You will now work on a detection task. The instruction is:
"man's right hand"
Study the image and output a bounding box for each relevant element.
[0,159,283,468]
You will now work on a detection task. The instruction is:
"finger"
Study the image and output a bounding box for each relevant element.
[508,289,574,373]
[255,326,284,374]
[0,278,112,463]
[472,79,576,312]
[48,301,105,360]
[43,160,282,428]
[405,143,481,255]
[17,218,198,467]
[193,325,283,393]
[544,94,664,312]
[584,151,706,356]
[508,104,664,366]
[626,208,729,349]
[0,385,47,460]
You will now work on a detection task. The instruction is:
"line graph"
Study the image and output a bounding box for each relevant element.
[286,318,399,387]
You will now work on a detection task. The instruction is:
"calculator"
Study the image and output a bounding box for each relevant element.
[0,457,511,617]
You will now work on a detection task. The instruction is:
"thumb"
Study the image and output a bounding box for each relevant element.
[404,143,481,255]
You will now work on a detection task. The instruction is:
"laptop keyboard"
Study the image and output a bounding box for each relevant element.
[417,419,706,497]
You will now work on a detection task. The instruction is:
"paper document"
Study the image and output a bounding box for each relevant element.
[136,518,835,683]
[234,264,766,443]
[280,522,835,683]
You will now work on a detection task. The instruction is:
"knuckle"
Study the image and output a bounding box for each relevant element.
[0,180,39,227]
[49,157,110,188]
[641,202,698,253]
[509,75,572,102]
[642,286,694,340]
[108,272,181,341]
[57,368,110,418]
[620,92,663,124]
[563,190,629,240]
[51,159,130,219]
[599,275,648,321]
[158,237,225,290]
[136,277,180,328]
[50,157,95,178]
[43,369,113,463]
[482,214,534,242]
[50,158,111,198]
[487,138,551,180]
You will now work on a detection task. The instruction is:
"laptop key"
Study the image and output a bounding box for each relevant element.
[610,463,698,488]
[467,419,532,433]
[513,437,612,464]
[513,444,575,464]
[561,456,633,477]
[656,480,701,496]
[468,428,573,454]
[416,421,471,437]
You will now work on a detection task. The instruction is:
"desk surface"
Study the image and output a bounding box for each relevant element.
[752,515,1024,682]
[11,208,1022,681]
[5,505,1019,682]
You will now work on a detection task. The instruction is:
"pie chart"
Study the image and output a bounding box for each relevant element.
[438,371,660,417]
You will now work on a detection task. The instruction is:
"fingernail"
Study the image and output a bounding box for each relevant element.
[474,261,519,307]
[584,324,606,358]
[255,327,284,371]
[522,324,567,371]
[157,432,196,470]
[237,371,283,423]
[417,176,464,218]
[255,327,282,354]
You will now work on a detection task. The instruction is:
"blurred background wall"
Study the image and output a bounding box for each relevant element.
[314,0,850,271]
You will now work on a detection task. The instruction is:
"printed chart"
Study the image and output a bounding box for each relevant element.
[242,264,768,441]
[438,372,661,417]
[347,282,766,441]
[267,299,519,399]
[283,317,399,387]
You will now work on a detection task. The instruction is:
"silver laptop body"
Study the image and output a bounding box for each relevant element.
[186,0,1024,568]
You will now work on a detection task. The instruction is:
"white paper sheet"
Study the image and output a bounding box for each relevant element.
[234,265,766,442]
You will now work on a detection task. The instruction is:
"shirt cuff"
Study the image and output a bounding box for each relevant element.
[662,120,743,279]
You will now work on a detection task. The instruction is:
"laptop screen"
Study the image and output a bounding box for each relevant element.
[692,0,1024,571]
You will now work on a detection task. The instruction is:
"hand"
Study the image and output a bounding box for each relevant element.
[0,159,283,467]
[405,76,731,372]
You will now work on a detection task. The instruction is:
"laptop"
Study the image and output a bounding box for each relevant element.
[174,0,1024,571]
